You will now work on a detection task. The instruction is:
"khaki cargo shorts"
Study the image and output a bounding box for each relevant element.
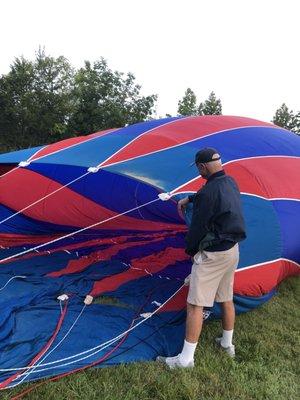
[187,243,239,307]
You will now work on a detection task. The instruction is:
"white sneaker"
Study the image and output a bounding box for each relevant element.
[156,354,194,369]
[215,337,235,358]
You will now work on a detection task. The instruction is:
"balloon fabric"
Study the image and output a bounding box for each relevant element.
[0,116,299,387]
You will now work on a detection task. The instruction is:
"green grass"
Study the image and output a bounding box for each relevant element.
[3,276,299,400]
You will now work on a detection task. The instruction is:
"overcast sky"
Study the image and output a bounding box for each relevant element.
[1,0,299,122]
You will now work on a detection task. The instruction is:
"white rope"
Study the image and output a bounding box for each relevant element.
[1,284,184,375]
[128,263,182,282]
[0,166,20,179]
[0,120,181,226]
[0,146,46,179]
[0,171,91,225]
[0,198,161,265]
[8,304,86,388]
[59,300,63,315]
[0,157,183,382]
[0,128,117,182]
[0,276,26,292]
[0,129,122,224]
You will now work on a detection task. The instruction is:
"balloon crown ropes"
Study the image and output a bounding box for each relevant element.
[0,116,299,383]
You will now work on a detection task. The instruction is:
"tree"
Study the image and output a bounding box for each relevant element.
[0,53,157,152]
[294,112,300,134]
[198,91,222,115]
[68,58,157,134]
[177,88,198,116]
[177,90,222,117]
[32,49,74,142]
[0,57,35,151]
[272,103,300,134]
[0,49,74,152]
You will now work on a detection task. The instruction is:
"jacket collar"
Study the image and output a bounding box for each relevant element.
[206,170,225,183]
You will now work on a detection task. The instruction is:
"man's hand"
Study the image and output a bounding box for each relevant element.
[177,197,189,219]
[184,274,191,286]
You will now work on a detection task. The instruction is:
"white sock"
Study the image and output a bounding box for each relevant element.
[179,340,197,365]
[221,329,233,347]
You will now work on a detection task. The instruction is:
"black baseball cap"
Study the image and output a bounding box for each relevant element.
[191,147,221,166]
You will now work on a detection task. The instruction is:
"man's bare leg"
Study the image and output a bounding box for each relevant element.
[221,300,235,330]
[156,303,204,367]
[185,302,204,342]
[171,302,203,366]
[219,300,235,347]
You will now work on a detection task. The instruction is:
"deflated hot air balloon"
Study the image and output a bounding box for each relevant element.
[0,116,299,387]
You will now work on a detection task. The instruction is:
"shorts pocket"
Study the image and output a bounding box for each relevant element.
[193,251,203,264]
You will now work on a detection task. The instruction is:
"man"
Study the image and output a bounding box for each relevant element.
[157,147,246,368]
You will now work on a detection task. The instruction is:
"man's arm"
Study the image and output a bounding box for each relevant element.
[177,197,189,218]
[177,195,196,219]
[185,191,214,256]
[188,194,196,203]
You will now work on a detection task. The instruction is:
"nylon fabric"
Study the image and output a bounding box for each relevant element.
[0,116,299,387]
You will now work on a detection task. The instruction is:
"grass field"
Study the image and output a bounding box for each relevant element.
[3,276,299,400]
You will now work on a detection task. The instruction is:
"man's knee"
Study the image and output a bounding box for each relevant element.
[187,302,203,314]
[221,300,233,308]
[220,300,235,311]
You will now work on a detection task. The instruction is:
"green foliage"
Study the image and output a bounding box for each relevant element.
[178,88,198,116]
[2,48,300,154]
[272,103,300,134]
[198,91,222,116]
[0,49,74,152]
[4,276,299,400]
[177,90,222,116]
[0,52,157,152]
[68,59,157,135]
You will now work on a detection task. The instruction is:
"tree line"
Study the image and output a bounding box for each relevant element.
[0,49,157,152]
[0,50,299,153]
[177,88,300,135]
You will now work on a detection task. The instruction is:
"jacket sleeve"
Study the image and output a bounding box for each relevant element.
[185,190,215,256]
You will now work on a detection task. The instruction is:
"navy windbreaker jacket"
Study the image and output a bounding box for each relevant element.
[185,171,246,256]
